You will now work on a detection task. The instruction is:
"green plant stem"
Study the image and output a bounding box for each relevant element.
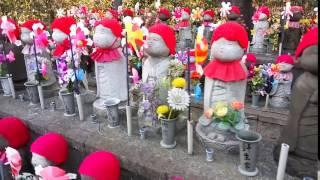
[168,108,173,120]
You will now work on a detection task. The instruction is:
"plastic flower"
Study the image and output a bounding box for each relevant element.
[231,101,244,110]
[156,105,170,118]
[215,106,228,118]
[172,77,186,88]
[167,88,190,111]
[204,109,214,119]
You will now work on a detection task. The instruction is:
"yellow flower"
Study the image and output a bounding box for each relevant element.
[156,105,169,116]
[172,78,186,88]
[214,101,227,110]
[215,107,228,117]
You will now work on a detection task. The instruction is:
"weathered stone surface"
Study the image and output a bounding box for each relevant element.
[0,92,300,180]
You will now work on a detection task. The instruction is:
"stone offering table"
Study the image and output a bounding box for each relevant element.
[0,92,300,180]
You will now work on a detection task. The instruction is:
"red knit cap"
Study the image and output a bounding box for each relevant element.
[107,9,119,20]
[211,22,248,49]
[30,132,68,165]
[259,6,270,18]
[230,6,241,15]
[149,23,176,55]
[123,8,134,17]
[159,8,171,19]
[0,116,30,149]
[21,19,46,31]
[182,7,191,15]
[79,151,120,180]
[295,27,318,58]
[246,53,257,64]
[203,9,215,18]
[94,18,122,38]
[275,54,294,65]
[50,16,76,35]
[291,6,304,13]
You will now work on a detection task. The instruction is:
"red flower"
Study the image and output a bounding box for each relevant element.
[191,71,201,80]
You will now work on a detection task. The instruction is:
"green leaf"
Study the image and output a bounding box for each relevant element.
[218,122,231,130]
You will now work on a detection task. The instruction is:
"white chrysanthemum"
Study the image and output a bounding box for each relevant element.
[167,88,190,111]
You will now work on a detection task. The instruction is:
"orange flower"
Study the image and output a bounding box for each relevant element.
[231,101,244,110]
[204,109,214,119]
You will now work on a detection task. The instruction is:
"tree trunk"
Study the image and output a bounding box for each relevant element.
[112,0,123,10]
[225,0,255,40]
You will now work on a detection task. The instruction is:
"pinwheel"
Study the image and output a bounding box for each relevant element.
[5,147,22,178]
[173,7,182,21]
[281,2,293,21]
[0,16,18,44]
[31,23,49,51]
[70,22,92,54]
[191,7,204,22]
[194,25,208,64]
[220,2,232,17]
[123,16,144,58]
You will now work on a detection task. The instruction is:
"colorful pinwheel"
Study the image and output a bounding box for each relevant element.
[123,16,144,58]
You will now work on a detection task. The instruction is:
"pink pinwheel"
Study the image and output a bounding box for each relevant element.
[173,7,182,20]
[6,50,15,62]
[0,16,18,44]
[5,147,22,178]
[39,166,70,180]
[130,67,140,85]
[70,23,91,53]
[32,23,49,50]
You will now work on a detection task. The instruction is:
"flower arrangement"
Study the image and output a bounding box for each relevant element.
[156,78,190,120]
[248,63,278,95]
[204,101,244,130]
[168,59,185,79]
[265,12,281,51]
[0,50,15,77]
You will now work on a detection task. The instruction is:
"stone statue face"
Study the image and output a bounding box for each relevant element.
[290,11,303,21]
[159,14,169,21]
[0,135,8,151]
[181,11,190,20]
[298,45,318,74]
[259,13,268,21]
[203,14,213,21]
[211,38,245,61]
[52,29,68,44]
[31,153,53,169]
[144,33,169,57]
[93,25,120,49]
[20,27,33,45]
[278,63,293,72]
[227,13,240,21]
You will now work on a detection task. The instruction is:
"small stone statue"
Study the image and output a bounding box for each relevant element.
[90,19,127,114]
[176,7,193,50]
[283,6,304,55]
[227,6,241,22]
[142,23,176,84]
[30,132,68,170]
[250,6,270,53]
[196,22,249,151]
[20,20,57,87]
[51,16,89,91]
[274,27,318,178]
[78,151,120,180]
[158,7,171,24]
[269,55,294,108]
[0,116,30,179]
[105,9,119,20]
[202,9,215,47]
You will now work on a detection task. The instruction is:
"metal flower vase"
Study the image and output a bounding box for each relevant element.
[251,93,260,108]
[236,130,262,177]
[0,77,11,96]
[160,117,178,149]
[104,98,121,128]
[59,89,76,117]
[24,81,40,104]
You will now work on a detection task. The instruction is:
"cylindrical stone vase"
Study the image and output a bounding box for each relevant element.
[104,97,121,128]
[0,77,12,96]
[236,130,262,177]
[24,81,40,104]
[59,89,76,117]
[251,93,260,108]
[160,117,178,149]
